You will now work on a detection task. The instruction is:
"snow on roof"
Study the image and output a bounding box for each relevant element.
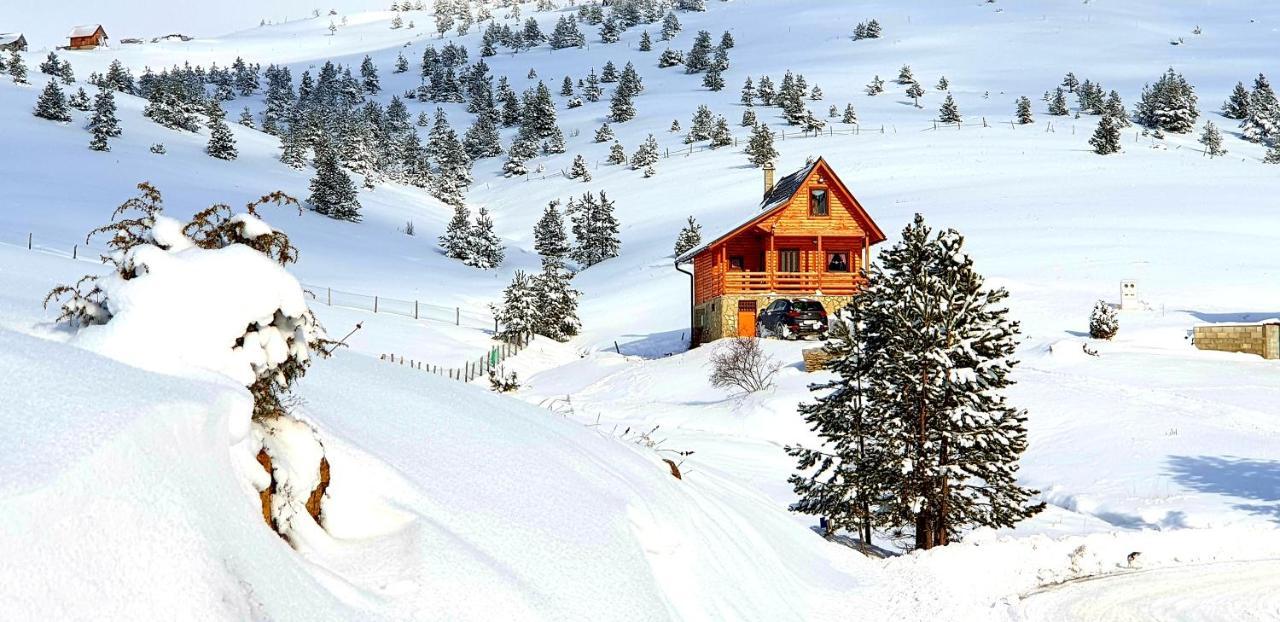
[0,33,24,45]
[67,24,104,38]
[674,159,821,263]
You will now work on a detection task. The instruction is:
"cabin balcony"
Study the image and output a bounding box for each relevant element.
[724,271,865,296]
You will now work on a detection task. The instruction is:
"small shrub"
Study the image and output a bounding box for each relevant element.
[402,220,415,236]
[1089,300,1118,340]
[709,337,779,394]
[488,368,519,393]
[150,143,166,154]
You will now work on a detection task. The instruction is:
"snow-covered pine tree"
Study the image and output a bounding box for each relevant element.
[1135,67,1199,133]
[534,200,571,260]
[1088,300,1118,339]
[865,19,882,38]
[630,134,659,171]
[787,300,892,547]
[466,206,505,269]
[395,52,409,73]
[1240,73,1278,144]
[609,82,636,122]
[550,15,585,48]
[606,140,627,165]
[684,30,713,73]
[503,136,537,177]
[1101,90,1129,127]
[618,62,644,96]
[744,122,778,167]
[89,86,120,136]
[896,64,914,84]
[560,75,574,96]
[531,257,580,341]
[308,140,361,221]
[68,87,90,111]
[935,76,948,91]
[279,116,308,169]
[1062,72,1080,93]
[938,93,961,123]
[703,66,726,91]
[865,75,884,96]
[568,154,592,181]
[599,17,621,43]
[601,60,619,83]
[493,270,539,343]
[594,123,614,143]
[582,69,602,102]
[852,214,1044,550]
[1089,113,1122,155]
[639,30,653,51]
[1222,81,1250,120]
[1048,87,1069,116]
[238,106,255,127]
[205,99,239,160]
[1264,145,1280,164]
[1016,96,1033,124]
[463,110,503,159]
[841,103,858,124]
[541,125,566,154]
[439,203,472,260]
[34,79,71,122]
[661,11,681,40]
[7,50,27,84]
[1199,120,1226,157]
[709,116,732,148]
[569,190,621,267]
[673,215,702,257]
[740,76,756,106]
[687,104,714,142]
[741,108,757,127]
[905,81,925,108]
[432,125,474,207]
[828,104,839,118]
[758,75,776,104]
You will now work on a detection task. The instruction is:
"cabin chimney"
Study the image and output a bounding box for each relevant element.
[763,161,776,196]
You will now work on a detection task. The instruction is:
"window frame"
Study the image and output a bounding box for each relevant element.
[825,251,851,273]
[809,187,830,217]
[778,248,801,273]
[728,255,746,271]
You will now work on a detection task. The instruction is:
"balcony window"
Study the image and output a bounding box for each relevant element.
[809,188,829,216]
[728,255,745,271]
[826,252,850,272]
[779,249,800,272]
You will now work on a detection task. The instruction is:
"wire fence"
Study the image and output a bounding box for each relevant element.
[380,333,534,383]
[299,282,495,330]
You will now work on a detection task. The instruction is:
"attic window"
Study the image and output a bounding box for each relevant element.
[809,189,829,217]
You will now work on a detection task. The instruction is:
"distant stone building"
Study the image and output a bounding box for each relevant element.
[675,157,886,344]
[0,33,27,52]
[1193,321,1280,359]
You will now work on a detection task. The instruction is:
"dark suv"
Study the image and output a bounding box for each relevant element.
[756,299,829,340]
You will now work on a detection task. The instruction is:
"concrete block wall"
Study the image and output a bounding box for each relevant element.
[1192,323,1280,360]
[694,293,854,344]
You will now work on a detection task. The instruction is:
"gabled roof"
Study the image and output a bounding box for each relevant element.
[68,24,105,38]
[676,157,886,263]
[0,33,25,46]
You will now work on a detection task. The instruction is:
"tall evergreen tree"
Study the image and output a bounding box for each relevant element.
[1241,73,1278,144]
[630,134,659,171]
[1135,67,1199,133]
[68,87,90,111]
[938,93,961,123]
[7,50,27,84]
[531,257,580,341]
[684,30,713,73]
[1015,96,1033,124]
[534,200,570,260]
[1048,87,1069,116]
[440,203,473,259]
[467,206,505,269]
[360,55,380,94]
[1200,120,1226,156]
[660,12,681,40]
[610,82,636,122]
[842,103,858,124]
[1222,81,1250,120]
[493,270,540,343]
[744,122,777,167]
[1090,114,1122,155]
[568,154,592,181]
[568,191,620,267]
[308,140,362,221]
[205,100,239,160]
[673,216,702,257]
[607,140,627,165]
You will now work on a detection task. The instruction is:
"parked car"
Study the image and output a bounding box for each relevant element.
[756,298,829,340]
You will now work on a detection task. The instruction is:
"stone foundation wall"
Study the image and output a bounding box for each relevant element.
[693,293,855,344]
[1193,323,1280,359]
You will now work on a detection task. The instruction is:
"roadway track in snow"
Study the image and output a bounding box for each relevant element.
[1015,559,1280,621]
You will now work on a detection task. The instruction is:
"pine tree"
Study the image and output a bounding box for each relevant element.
[568,154,592,182]
[618,62,643,96]
[599,17,621,44]
[709,116,732,148]
[1048,87,1069,116]
[1062,72,1080,93]
[630,134,659,170]
[688,104,714,142]
[560,75,574,96]
[935,76,949,91]
[68,86,90,111]
[1240,73,1278,144]
[720,30,735,49]
[531,258,580,341]
[33,79,71,122]
[673,216,702,257]
[744,122,778,167]
[594,123,614,143]
[463,110,503,159]
[279,117,308,169]
[905,82,925,108]
[205,100,239,160]
[467,206,505,269]
[8,50,27,84]
[703,66,725,91]
[309,140,361,221]
[534,200,570,260]
[639,30,653,51]
[503,137,537,177]
[569,191,621,267]
[1089,114,1121,155]
[395,52,409,73]
[610,82,636,122]
[740,76,756,106]
[360,55,380,94]
[1264,145,1280,164]
[1135,67,1199,133]
[1222,81,1250,120]
[938,94,961,123]
[684,30,713,73]
[1088,300,1118,339]
[87,88,118,151]
[758,75,776,104]
[607,140,627,165]
[493,270,540,342]
[865,74,884,96]
[440,203,472,259]
[1198,120,1226,156]
[897,64,914,84]
[865,19,882,38]
[807,214,1042,551]
[1016,96,1033,124]
[661,11,682,40]
[842,103,858,124]
[741,108,757,127]
[238,106,256,127]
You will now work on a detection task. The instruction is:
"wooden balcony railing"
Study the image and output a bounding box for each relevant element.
[724,271,863,296]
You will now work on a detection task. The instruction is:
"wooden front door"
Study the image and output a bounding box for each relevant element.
[737,300,757,338]
[779,249,801,272]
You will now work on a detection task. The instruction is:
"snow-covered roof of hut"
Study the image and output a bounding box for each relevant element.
[67,24,105,38]
[0,33,24,45]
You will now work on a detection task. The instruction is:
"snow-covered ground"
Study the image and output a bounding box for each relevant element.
[4,0,1280,619]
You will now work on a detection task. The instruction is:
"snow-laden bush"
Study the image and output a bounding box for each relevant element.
[709,338,779,394]
[1089,300,1119,340]
[46,182,335,419]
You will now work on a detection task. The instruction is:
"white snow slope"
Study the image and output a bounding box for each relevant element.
[4,0,1280,619]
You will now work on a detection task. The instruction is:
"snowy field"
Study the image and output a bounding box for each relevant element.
[4,0,1280,619]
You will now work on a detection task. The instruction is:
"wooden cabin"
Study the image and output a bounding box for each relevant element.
[67,25,108,50]
[0,33,27,52]
[675,157,886,344]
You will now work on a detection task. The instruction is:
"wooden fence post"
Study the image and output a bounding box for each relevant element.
[28,233,32,250]
[374,296,379,313]
[414,300,419,319]
[73,245,77,259]
[456,307,460,326]
[327,287,332,305]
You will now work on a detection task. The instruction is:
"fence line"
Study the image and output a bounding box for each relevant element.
[380,333,534,384]
[299,282,495,331]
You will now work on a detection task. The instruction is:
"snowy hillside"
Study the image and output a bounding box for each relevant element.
[4,0,1280,619]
